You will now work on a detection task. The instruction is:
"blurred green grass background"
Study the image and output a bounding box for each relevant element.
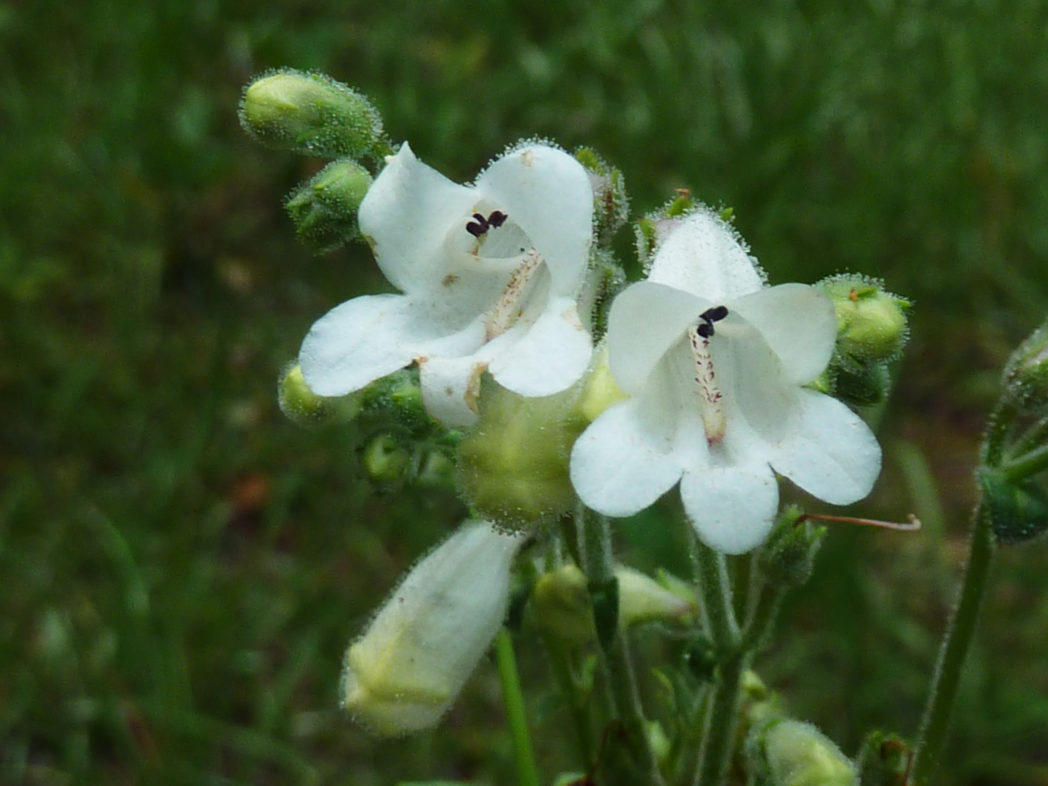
[4,0,1048,783]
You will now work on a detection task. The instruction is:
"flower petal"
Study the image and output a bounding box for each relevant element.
[607,281,706,395]
[729,284,836,384]
[680,462,779,554]
[488,296,592,397]
[769,389,881,505]
[571,395,685,518]
[419,354,489,427]
[358,143,477,293]
[648,210,764,300]
[300,294,426,396]
[475,145,593,294]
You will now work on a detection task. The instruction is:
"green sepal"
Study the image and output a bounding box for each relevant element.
[758,506,826,587]
[980,468,1048,544]
[285,158,372,254]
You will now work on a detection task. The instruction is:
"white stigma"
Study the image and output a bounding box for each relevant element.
[688,324,726,444]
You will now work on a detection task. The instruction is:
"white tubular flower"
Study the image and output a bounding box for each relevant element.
[342,520,526,736]
[299,142,594,426]
[570,210,881,554]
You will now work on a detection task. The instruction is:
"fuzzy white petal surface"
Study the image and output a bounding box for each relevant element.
[729,284,836,384]
[300,294,423,396]
[571,395,684,518]
[680,463,779,554]
[358,143,476,292]
[475,145,593,294]
[770,389,881,505]
[648,210,763,300]
[606,281,707,395]
[488,296,592,397]
[418,353,491,427]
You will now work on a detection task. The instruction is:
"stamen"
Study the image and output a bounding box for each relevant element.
[487,210,507,228]
[688,324,726,444]
[484,250,543,341]
[465,212,490,238]
[798,512,923,532]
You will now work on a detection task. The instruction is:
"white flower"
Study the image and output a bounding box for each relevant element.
[299,142,594,426]
[570,210,881,554]
[342,520,526,735]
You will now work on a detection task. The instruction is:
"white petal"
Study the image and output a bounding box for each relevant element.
[475,145,593,295]
[488,296,592,396]
[570,398,684,518]
[299,294,420,396]
[419,354,488,427]
[729,284,836,384]
[648,210,764,300]
[607,282,706,395]
[358,143,477,293]
[770,389,882,505]
[680,463,779,554]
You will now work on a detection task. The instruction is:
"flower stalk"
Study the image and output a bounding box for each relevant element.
[495,628,541,786]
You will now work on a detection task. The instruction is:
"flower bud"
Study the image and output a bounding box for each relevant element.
[342,521,525,735]
[747,719,858,786]
[457,377,588,530]
[285,158,373,254]
[855,731,912,786]
[361,432,413,487]
[239,69,384,159]
[816,275,910,363]
[575,346,628,423]
[980,468,1048,545]
[531,564,697,646]
[277,363,360,426]
[758,507,826,588]
[827,358,891,407]
[575,147,629,244]
[1001,319,1048,413]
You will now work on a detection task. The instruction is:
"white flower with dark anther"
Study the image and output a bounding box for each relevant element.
[570,210,882,554]
[342,520,526,736]
[299,142,594,426]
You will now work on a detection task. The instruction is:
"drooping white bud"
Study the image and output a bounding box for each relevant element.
[341,521,526,735]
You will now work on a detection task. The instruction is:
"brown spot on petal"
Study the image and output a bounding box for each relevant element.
[521,149,534,167]
[442,273,459,287]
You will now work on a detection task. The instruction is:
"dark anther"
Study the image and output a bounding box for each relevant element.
[487,210,507,228]
[701,305,729,323]
[696,322,714,338]
[465,221,486,238]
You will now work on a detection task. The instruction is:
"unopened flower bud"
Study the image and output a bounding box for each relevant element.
[239,69,384,159]
[748,719,858,786]
[1002,319,1048,414]
[342,521,525,735]
[828,358,891,407]
[457,378,588,530]
[759,507,826,587]
[285,158,372,254]
[980,468,1048,545]
[277,363,359,426]
[361,432,413,486]
[531,564,697,646]
[817,275,910,363]
[575,346,628,423]
[855,731,913,786]
[575,147,629,244]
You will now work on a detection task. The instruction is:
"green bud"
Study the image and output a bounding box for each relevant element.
[277,363,360,426]
[356,369,433,436]
[575,147,629,244]
[361,433,413,487]
[285,158,373,254]
[759,507,826,588]
[617,566,697,627]
[575,346,628,424]
[748,719,857,786]
[239,69,384,159]
[457,377,588,529]
[816,275,910,363]
[980,468,1048,544]
[1002,318,1048,413]
[855,731,912,786]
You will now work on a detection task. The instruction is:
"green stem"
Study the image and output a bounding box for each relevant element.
[576,508,664,786]
[911,502,996,785]
[1002,441,1048,483]
[690,535,744,786]
[693,651,747,786]
[539,632,596,767]
[494,629,540,786]
[741,582,785,653]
